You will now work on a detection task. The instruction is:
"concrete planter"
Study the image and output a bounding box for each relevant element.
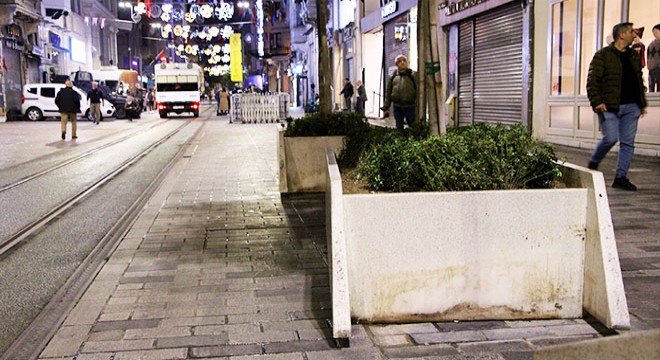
[325,149,629,340]
[278,130,343,193]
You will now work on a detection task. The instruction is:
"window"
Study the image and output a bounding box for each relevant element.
[27,88,37,95]
[41,87,56,98]
[628,0,660,93]
[579,0,598,94]
[270,33,282,49]
[550,0,577,96]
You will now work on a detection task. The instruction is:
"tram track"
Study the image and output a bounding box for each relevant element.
[0,113,207,359]
[0,120,191,258]
[0,119,171,194]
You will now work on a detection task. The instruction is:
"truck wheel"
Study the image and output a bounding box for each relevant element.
[25,107,43,121]
[193,111,199,118]
[159,112,168,118]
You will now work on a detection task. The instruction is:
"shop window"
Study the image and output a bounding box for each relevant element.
[578,106,595,131]
[638,107,660,136]
[602,0,622,46]
[549,106,574,129]
[628,0,660,94]
[579,0,598,95]
[550,0,577,96]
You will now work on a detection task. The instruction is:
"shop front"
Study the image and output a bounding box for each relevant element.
[534,0,660,155]
[441,0,532,127]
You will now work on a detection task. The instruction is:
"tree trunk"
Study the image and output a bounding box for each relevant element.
[316,0,332,116]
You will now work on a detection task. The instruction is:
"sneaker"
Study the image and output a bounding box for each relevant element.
[587,161,598,170]
[72,135,78,139]
[61,132,65,140]
[612,176,637,191]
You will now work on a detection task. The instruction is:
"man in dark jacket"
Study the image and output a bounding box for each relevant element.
[55,80,81,140]
[339,78,354,111]
[381,54,417,130]
[87,81,105,125]
[586,22,648,191]
[355,80,367,116]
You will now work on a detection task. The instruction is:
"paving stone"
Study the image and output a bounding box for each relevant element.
[381,343,459,358]
[91,319,161,332]
[124,326,191,339]
[372,334,410,346]
[410,330,484,344]
[481,327,553,340]
[39,325,91,358]
[155,334,228,348]
[81,339,155,353]
[436,321,509,332]
[457,340,534,354]
[189,342,262,358]
[263,339,335,353]
[114,348,188,360]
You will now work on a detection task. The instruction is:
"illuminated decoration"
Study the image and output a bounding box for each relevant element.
[173,24,183,37]
[222,44,230,53]
[208,26,220,37]
[220,25,234,39]
[256,0,264,57]
[160,12,170,21]
[215,2,235,21]
[135,2,147,15]
[230,33,243,82]
[200,4,213,18]
[171,7,184,21]
[185,12,196,23]
[222,54,230,63]
[150,5,162,18]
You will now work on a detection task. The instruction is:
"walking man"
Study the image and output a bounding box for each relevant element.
[55,80,81,140]
[381,54,417,130]
[355,80,367,116]
[87,81,105,125]
[586,22,647,191]
[339,78,354,111]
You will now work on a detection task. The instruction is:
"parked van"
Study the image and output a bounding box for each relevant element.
[22,83,116,121]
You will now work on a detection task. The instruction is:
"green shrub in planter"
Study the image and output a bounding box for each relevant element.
[358,123,561,192]
[283,112,369,137]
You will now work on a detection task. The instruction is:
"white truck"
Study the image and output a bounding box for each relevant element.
[154,62,202,118]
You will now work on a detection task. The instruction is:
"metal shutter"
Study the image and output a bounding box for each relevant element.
[473,3,523,124]
[457,20,473,126]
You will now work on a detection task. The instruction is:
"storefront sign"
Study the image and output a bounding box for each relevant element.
[343,24,353,41]
[3,39,24,51]
[443,0,490,16]
[49,31,61,48]
[381,1,397,18]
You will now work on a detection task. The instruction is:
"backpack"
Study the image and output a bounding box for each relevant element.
[390,70,416,91]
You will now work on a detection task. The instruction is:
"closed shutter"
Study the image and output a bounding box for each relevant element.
[457,20,473,126]
[473,3,523,124]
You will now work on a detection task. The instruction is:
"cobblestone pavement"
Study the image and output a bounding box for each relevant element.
[25,111,659,359]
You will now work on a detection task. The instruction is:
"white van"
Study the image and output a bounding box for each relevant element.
[154,62,202,118]
[22,83,116,121]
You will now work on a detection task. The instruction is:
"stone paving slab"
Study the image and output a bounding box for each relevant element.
[33,113,659,359]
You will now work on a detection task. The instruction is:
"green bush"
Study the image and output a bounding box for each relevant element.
[357,123,561,192]
[283,112,368,137]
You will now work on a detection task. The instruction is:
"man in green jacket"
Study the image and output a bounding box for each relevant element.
[586,22,647,191]
[381,55,417,130]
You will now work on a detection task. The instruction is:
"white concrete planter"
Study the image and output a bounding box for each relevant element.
[277,130,343,193]
[324,149,629,340]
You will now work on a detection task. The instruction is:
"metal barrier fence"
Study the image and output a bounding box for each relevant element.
[230,93,290,123]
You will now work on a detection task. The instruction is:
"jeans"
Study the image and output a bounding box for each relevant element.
[393,105,415,130]
[590,103,640,178]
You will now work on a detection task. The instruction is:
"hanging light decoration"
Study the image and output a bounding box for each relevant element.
[215,2,235,21]
[220,25,234,39]
[135,2,147,15]
[208,26,220,38]
[222,44,231,54]
[173,24,184,37]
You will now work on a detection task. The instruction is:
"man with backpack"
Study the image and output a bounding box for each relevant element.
[381,54,417,130]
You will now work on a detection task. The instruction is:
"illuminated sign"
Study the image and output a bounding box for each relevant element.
[444,0,490,16]
[381,1,397,18]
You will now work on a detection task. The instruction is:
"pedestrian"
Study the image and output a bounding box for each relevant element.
[339,78,354,111]
[215,87,221,115]
[647,24,660,92]
[355,80,367,116]
[219,88,230,115]
[86,81,105,125]
[55,80,81,140]
[125,90,136,122]
[586,22,647,191]
[380,54,417,130]
[146,88,154,111]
